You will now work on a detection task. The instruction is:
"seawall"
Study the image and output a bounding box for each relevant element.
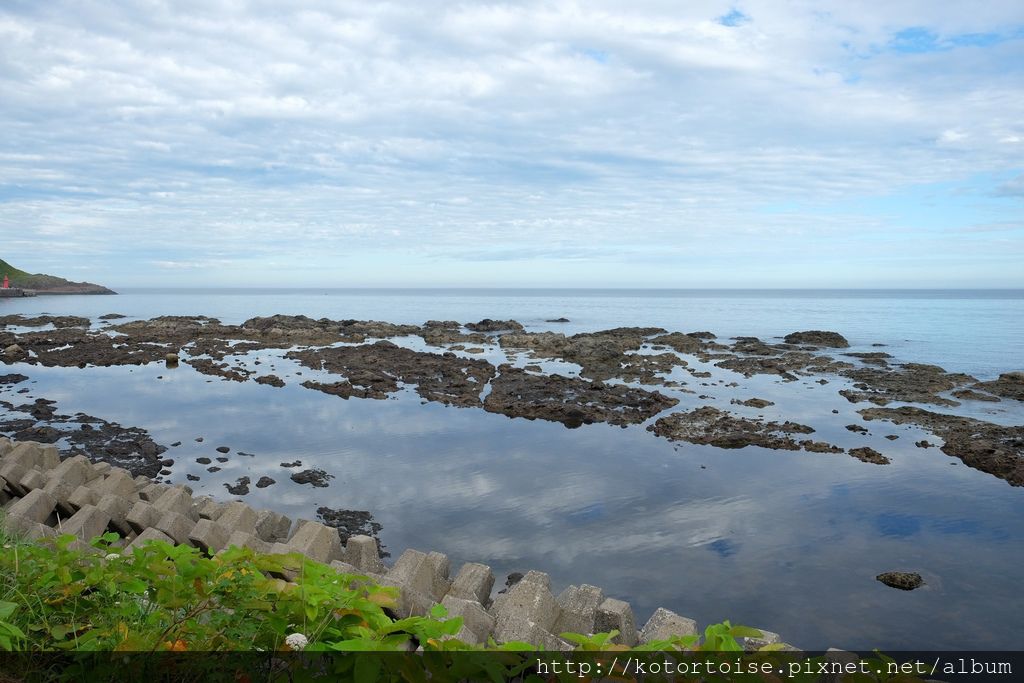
[0,436,790,650]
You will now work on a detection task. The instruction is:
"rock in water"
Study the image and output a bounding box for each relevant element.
[783,330,850,348]
[876,572,924,591]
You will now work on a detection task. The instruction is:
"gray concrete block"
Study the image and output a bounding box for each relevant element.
[0,437,11,457]
[62,504,112,541]
[490,573,560,631]
[387,550,445,601]
[442,595,495,642]
[92,469,138,499]
[553,584,604,635]
[345,535,385,574]
[742,628,787,651]
[492,614,572,650]
[594,597,638,646]
[639,607,698,643]
[188,518,230,554]
[196,497,225,520]
[154,511,195,545]
[448,562,494,605]
[4,442,59,470]
[126,500,160,535]
[152,487,193,518]
[139,482,170,502]
[217,501,257,534]
[91,461,112,477]
[254,509,292,542]
[48,456,96,490]
[7,488,56,523]
[19,469,47,492]
[95,493,132,537]
[64,485,97,515]
[223,530,272,554]
[287,521,343,564]
[378,575,435,618]
[0,462,29,496]
[127,527,174,554]
[3,513,57,540]
[330,559,360,574]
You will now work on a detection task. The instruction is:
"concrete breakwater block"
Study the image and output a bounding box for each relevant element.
[345,534,385,574]
[553,584,604,635]
[61,504,111,540]
[188,519,230,554]
[380,549,452,618]
[594,597,638,646]
[639,607,698,643]
[8,488,57,524]
[448,562,495,605]
[0,437,738,654]
[4,441,60,471]
[287,520,343,564]
[441,595,495,645]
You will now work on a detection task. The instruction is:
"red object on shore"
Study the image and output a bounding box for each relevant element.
[2,275,8,289]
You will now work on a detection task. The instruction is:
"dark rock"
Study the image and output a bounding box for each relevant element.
[848,447,890,465]
[800,440,844,453]
[216,446,230,453]
[290,468,333,487]
[215,456,228,463]
[783,330,850,348]
[545,318,570,323]
[876,572,924,591]
[196,457,211,464]
[186,473,200,481]
[498,572,524,594]
[207,466,221,473]
[170,441,181,447]
[484,367,678,427]
[254,374,285,387]
[317,506,385,552]
[860,406,1024,486]
[0,374,29,385]
[972,372,1024,401]
[290,341,495,408]
[255,476,275,488]
[224,476,250,496]
[839,363,975,407]
[731,398,774,409]
[648,407,814,450]
[465,319,525,333]
[98,313,126,320]
[951,388,1000,402]
[846,424,869,434]
[280,460,302,468]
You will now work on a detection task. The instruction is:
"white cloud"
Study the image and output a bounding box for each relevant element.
[0,1,1022,286]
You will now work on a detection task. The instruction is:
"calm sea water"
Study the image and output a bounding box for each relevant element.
[2,289,1023,650]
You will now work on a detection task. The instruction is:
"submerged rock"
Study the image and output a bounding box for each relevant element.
[848,446,890,465]
[876,571,924,591]
[973,371,1024,401]
[859,406,1024,486]
[484,367,678,428]
[290,468,334,487]
[783,330,850,348]
[648,407,814,450]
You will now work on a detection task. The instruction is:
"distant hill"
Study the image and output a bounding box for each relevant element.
[0,258,116,295]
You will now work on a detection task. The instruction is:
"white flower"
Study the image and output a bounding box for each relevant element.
[104,553,121,560]
[285,633,308,651]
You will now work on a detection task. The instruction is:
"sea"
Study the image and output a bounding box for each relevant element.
[2,288,1023,650]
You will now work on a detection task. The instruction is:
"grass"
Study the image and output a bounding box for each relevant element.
[0,513,928,681]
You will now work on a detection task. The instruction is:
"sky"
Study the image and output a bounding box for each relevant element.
[1,1,1022,288]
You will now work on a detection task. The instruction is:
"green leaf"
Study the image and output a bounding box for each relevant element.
[0,602,17,621]
[354,656,381,683]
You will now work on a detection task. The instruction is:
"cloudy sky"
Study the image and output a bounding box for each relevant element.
[1,1,1022,288]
